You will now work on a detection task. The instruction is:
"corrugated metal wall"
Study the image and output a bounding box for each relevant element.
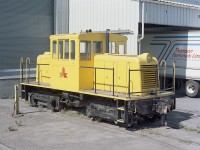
[69,0,140,54]
[54,0,69,34]
[174,0,200,5]
[144,1,200,27]
[0,0,54,70]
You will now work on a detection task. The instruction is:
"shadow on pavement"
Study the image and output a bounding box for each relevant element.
[121,110,194,131]
[166,110,194,129]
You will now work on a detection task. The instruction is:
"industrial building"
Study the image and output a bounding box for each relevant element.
[1,0,200,97]
[55,0,200,54]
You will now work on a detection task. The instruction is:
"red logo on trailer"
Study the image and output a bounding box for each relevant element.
[60,67,68,78]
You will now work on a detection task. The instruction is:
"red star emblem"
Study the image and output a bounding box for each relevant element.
[60,67,67,78]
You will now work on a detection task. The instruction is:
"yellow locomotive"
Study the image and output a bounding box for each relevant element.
[21,31,175,127]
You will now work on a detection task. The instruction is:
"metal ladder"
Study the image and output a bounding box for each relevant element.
[116,100,128,124]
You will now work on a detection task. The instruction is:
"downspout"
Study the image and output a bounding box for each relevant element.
[138,0,145,54]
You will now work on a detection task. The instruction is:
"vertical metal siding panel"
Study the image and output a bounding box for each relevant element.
[193,10,196,27]
[166,5,169,25]
[119,0,124,29]
[156,3,159,24]
[168,6,171,25]
[150,3,153,23]
[129,1,135,54]
[55,0,69,34]
[176,7,179,26]
[152,3,155,23]
[160,4,164,24]
[187,11,192,26]
[172,8,180,24]
[157,4,161,24]
[63,0,69,33]
[165,5,168,25]
[145,3,149,23]
[189,10,192,27]
[150,3,154,23]
[184,8,187,26]
[178,7,181,26]
[196,9,200,27]
[174,0,200,5]
[131,1,139,54]
[181,7,184,26]
[170,6,174,25]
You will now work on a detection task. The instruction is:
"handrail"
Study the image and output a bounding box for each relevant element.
[160,60,166,90]
[25,58,30,83]
[80,62,176,98]
[80,66,115,96]
[20,57,42,84]
[37,64,49,85]
[20,57,24,83]
[128,62,176,98]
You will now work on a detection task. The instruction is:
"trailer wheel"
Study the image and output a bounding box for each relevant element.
[175,78,183,91]
[186,80,200,98]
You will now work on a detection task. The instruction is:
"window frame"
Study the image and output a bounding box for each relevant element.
[70,40,76,60]
[93,41,103,54]
[52,40,57,59]
[80,40,91,61]
[58,40,64,60]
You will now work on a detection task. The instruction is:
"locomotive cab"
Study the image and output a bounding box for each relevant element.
[36,33,127,92]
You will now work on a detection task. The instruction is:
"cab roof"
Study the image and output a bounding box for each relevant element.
[50,33,127,41]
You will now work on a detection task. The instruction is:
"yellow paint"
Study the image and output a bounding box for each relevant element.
[35,33,127,93]
[94,53,158,96]
[22,32,173,101]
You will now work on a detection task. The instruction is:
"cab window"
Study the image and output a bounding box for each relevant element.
[52,41,57,58]
[71,40,75,60]
[59,41,63,59]
[109,42,116,53]
[119,45,125,54]
[80,41,91,60]
[93,41,103,53]
[65,40,69,59]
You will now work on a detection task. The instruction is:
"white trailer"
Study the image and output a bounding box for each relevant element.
[141,31,200,97]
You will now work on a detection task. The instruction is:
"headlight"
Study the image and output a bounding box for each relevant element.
[147,53,152,63]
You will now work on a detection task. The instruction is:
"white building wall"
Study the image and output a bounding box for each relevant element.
[69,0,140,54]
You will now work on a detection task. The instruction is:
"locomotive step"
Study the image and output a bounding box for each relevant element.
[117,119,125,123]
[117,107,125,111]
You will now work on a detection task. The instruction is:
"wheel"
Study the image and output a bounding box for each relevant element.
[186,80,200,98]
[47,99,60,111]
[175,78,183,91]
[165,78,184,91]
[30,95,37,107]
[47,99,54,110]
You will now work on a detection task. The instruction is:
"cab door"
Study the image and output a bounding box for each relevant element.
[79,40,94,90]
[50,38,79,92]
